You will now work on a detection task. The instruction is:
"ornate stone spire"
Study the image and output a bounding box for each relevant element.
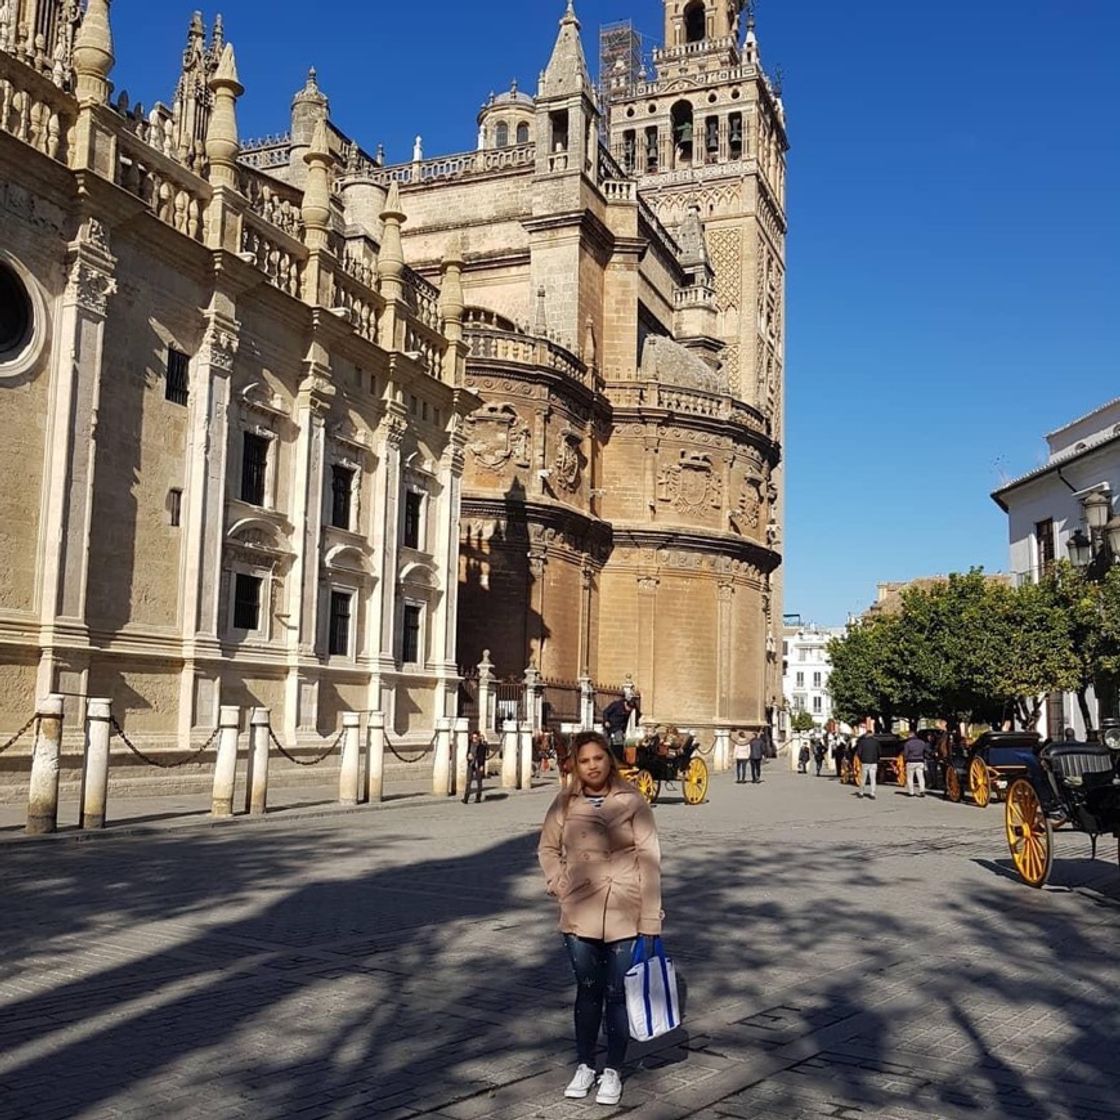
[377,181,408,302]
[301,118,333,238]
[540,0,593,100]
[440,232,466,338]
[73,0,114,104]
[205,43,243,189]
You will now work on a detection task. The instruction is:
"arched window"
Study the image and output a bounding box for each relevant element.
[684,0,707,44]
[516,122,530,145]
[671,100,694,167]
[495,120,509,148]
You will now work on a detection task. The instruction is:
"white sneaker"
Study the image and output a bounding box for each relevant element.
[564,1064,597,1099]
[596,1069,622,1106]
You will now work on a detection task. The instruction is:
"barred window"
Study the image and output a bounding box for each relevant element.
[233,574,262,631]
[331,465,355,530]
[403,491,423,550]
[401,603,422,664]
[329,591,353,657]
[165,348,190,405]
[241,433,269,506]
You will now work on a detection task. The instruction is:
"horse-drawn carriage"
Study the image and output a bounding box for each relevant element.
[617,728,710,806]
[1004,738,1120,887]
[943,731,1042,807]
[842,734,906,789]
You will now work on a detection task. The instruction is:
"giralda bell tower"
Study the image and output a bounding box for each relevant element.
[605,0,789,720]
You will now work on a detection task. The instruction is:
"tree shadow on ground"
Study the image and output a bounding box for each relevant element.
[0,797,1117,1119]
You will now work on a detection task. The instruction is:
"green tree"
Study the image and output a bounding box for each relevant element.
[827,615,900,726]
[790,710,817,733]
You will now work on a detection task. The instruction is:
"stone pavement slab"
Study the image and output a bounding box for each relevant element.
[0,763,1117,1120]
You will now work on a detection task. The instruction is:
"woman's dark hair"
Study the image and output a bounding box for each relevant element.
[564,731,623,799]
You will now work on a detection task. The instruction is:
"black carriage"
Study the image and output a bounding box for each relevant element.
[842,733,906,789]
[943,731,1043,807]
[1004,739,1120,887]
[619,729,710,806]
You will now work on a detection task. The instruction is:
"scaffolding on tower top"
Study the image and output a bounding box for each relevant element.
[598,20,644,117]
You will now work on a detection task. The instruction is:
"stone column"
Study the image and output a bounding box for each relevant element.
[716,582,734,724]
[714,728,731,774]
[80,698,112,830]
[211,705,241,818]
[477,650,496,736]
[453,717,470,797]
[246,707,271,816]
[518,723,534,791]
[370,411,407,711]
[366,710,386,803]
[501,720,519,789]
[431,441,466,720]
[579,674,595,731]
[523,664,543,733]
[339,712,362,806]
[36,220,116,699]
[432,716,453,797]
[26,695,64,835]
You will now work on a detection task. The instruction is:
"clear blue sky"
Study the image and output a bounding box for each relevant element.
[110,0,1120,625]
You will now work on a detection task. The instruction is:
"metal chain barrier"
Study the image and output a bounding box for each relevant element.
[0,714,39,757]
[109,717,220,770]
[268,726,345,767]
[384,731,434,765]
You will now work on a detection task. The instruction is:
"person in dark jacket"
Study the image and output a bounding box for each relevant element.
[856,729,880,799]
[813,739,827,777]
[902,732,928,797]
[602,698,637,751]
[463,731,488,804]
[797,743,810,774]
[749,733,765,783]
[833,739,848,781]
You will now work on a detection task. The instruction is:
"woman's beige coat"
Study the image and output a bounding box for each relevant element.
[538,782,663,941]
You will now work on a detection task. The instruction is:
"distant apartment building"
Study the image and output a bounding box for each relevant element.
[993,397,1120,738]
[779,619,844,737]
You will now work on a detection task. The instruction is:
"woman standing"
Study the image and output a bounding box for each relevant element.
[538,731,663,1106]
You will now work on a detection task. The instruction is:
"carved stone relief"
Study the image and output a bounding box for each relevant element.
[466,402,531,472]
[656,451,722,514]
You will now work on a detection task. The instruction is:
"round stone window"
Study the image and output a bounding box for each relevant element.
[0,262,32,363]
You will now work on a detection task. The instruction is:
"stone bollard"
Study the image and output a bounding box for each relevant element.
[80,699,113,830]
[714,728,730,774]
[366,710,386,804]
[26,695,65,835]
[518,723,533,791]
[210,706,242,818]
[501,720,519,789]
[246,708,271,816]
[453,717,470,797]
[432,717,453,797]
[339,713,362,806]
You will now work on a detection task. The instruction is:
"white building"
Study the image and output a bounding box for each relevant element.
[780,619,845,737]
[992,398,1120,738]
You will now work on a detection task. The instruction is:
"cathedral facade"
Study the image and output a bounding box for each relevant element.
[0,0,786,749]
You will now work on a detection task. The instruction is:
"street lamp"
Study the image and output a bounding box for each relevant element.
[1083,491,1112,533]
[1067,529,1093,569]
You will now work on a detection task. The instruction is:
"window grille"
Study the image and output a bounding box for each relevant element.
[233,574,262,631]
[331,465,355,530]
[166,348,190,405]
[402,603,422,664]
[241,433,269,506]
[329,591,352,657]
[404,491,423,550]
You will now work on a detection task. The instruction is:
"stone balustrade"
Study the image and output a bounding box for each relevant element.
[238,163,305,238]
[464,326,592,391]
[0,52,73,164]
[333,271,381,345]
[116,131,211,243]
[371,142,535,187]
[602,179,637,202]
[240,211,305,297]
[606,380,767,432]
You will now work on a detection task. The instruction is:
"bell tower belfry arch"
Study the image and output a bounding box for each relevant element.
[665,0,745,47]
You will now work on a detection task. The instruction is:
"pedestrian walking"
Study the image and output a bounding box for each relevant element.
[462,731,488,804]
[749,732,765,783]
[733,730,751,783]
[538,731,663,1107]
[856,728,880,799]
[833,738,848,781]
[813,739,827,777]
[797,743,810,774]
[902,731,928,797]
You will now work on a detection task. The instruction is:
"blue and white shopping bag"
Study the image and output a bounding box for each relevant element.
[625,937,681,1042]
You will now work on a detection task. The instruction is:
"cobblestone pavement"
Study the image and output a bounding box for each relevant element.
[1,764,1118,1120]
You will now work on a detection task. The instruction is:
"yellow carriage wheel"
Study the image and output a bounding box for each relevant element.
[969,756,991,809]
[1005,779,1053,888]
[895,756,907,787]
[683,757,709,805]
[850,756,862,789]
[635,770,657,805]
[945,765,963,803]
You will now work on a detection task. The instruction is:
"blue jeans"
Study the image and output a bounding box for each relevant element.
[736,759,748,782]
[564,934,636,1069]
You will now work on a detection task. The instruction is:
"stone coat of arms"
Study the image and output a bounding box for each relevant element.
[466,403,531,473]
